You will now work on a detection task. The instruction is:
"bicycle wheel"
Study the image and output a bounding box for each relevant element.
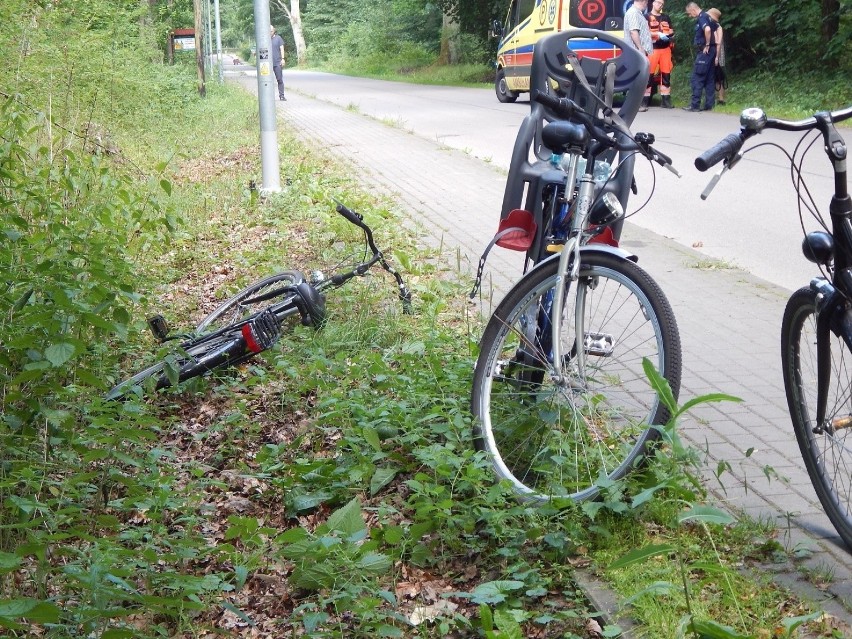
[106,333,247,400]
[472,251,681,503]
[197,271,304,332]
[781,286,852,549]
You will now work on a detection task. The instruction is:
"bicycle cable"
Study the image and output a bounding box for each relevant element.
[735,135,836,285]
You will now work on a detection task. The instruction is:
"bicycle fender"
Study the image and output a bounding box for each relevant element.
[523,243,638,278]
[578,243,638,264]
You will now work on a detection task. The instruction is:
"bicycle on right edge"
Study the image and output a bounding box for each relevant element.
[696,105,852,550]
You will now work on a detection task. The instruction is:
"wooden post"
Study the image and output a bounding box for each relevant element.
[193,0,206,96]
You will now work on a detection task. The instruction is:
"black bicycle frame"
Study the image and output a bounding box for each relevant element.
[812,112,852,432]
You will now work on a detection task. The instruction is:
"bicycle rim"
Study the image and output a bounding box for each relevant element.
[472,252,681,503]
[197,271,303,332]
[782,287,852,549]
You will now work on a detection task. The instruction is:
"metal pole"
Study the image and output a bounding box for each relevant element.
[253,0,281,193]
[214,0,224,83]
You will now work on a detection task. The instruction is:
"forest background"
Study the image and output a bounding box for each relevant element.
[117,0,852,98]
[221,0,851,100]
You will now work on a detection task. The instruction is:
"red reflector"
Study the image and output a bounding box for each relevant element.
[241,324,263,353]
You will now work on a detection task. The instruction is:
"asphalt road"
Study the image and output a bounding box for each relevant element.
[280,70,837,294]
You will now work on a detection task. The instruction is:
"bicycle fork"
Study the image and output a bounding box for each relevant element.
[549,173,597,386]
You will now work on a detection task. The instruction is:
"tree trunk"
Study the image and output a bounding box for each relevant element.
[821,0,840,45]
[273,0,308,65]
[193,0,206,97]
[438,10,460,65]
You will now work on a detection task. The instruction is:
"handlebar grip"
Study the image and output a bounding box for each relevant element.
[533,90,578,119]
[695,133,745,172]
[335,202,364,225]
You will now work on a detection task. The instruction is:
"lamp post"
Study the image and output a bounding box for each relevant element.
[253,0,281,193]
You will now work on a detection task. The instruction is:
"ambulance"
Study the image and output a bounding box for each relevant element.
[493,0,627,102]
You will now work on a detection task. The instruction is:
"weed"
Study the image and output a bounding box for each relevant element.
[688,258,739,270]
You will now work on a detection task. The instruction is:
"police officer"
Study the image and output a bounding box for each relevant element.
[683,2,718,111]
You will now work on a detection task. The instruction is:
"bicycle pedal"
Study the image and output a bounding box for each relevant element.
[584,331,614,357]
[147,314,170,341]
[241,309,281,353]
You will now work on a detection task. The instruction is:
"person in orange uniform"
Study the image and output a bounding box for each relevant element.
[645,0,676,108]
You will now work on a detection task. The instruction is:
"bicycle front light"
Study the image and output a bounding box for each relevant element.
[590,192,624,225]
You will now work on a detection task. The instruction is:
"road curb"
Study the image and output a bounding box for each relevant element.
[574,568,640,638]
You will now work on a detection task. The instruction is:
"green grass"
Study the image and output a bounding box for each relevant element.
[317,59,495,87]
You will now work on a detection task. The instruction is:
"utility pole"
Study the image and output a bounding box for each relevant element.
[253,0,281,193]
[205,0,213,75]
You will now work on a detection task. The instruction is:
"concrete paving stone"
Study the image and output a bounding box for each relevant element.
[745,424,799,445]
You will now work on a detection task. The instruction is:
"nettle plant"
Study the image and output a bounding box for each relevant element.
[604,361,825,639]
[0,97,189,634]
[1,97,177,431]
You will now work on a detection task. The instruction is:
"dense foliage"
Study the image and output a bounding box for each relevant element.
[259,0,850,72]
[671,0,850,72]
[147,0,850,79]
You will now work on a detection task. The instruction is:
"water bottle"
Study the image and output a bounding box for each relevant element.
[593,160,612,185]
[551,154,612,188]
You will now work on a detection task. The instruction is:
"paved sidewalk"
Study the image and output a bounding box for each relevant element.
[230,73,852,620]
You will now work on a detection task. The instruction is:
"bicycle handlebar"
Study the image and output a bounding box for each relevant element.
[696,106,852,172]
[532,90,681,177]
[333,200,413,313]
[533,90,618,141]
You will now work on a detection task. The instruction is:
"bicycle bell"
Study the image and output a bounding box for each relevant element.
[740,108,767,132]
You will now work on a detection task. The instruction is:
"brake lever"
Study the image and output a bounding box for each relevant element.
[634,132,681,178]
[700,152,743,200]
[700,168,724,200]
[659,156,682,178]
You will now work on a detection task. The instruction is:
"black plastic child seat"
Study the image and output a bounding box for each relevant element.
[497,29,650,262]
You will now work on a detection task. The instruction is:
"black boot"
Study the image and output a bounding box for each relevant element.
[661,95,673,109]
[639,96,649,112]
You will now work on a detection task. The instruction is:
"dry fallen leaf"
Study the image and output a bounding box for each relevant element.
[586,617,604,637]
[408,600,458,626]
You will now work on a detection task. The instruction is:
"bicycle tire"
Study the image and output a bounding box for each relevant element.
[197,271,304,332]
[781,286,852,550]
[471,251,681,503]
[106,333,248,400]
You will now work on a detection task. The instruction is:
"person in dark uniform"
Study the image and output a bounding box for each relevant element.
[683,2,718,111]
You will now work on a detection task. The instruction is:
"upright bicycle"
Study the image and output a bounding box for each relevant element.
[106,202,411,400]
[471,31,683,504]
[696,105,852,550]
